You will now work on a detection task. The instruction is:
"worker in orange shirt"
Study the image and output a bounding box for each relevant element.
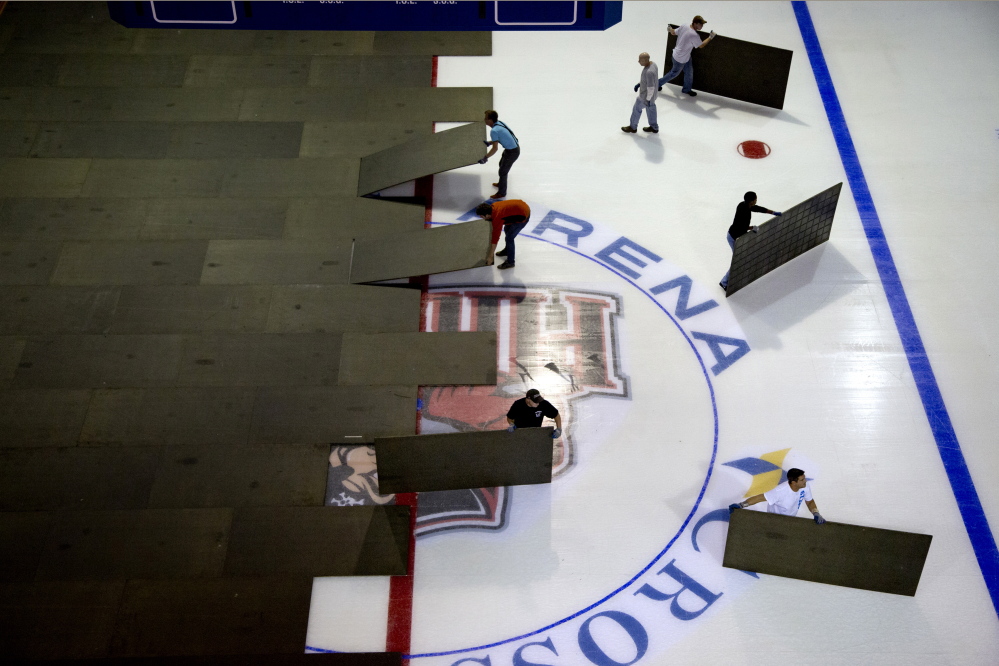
[475,199,531,270]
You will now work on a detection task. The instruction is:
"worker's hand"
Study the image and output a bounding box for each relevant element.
[813,512,826,525]
[750,226,758,233]
[634,83,640,92]
[773,211,783,216]
[477,157,488,164]
[551,428,562,439]
[728,503,743,514]
[709,30,716,38]
[507,425,517,433]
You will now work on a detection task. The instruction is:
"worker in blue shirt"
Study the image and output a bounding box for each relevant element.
[480,109,520,199]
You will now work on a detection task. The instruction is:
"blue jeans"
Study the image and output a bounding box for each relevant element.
[629,97,658,131]
[502,221,529,263]
[495,147,520,197]
[658,56,693,93]
[720,233,736,287]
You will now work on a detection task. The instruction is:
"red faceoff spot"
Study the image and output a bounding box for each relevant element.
[738,140,771,159]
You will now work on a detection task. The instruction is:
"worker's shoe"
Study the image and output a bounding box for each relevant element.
[642,127,659,133]
[621,126,637,133]
[497,261,515,270]
[495,248,508,257]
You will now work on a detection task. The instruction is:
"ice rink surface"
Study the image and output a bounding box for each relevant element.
[306,2,999,663]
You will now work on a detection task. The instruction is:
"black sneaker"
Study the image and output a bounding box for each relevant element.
[642,127,658,133]
[684,90,697,97]
[497,261,515,270]
[495,248,508,257]
[621,126,637,133]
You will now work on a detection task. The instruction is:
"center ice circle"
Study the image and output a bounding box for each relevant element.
[407,234,720,659]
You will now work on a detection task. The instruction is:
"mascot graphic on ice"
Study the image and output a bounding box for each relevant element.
[326,285,629,537]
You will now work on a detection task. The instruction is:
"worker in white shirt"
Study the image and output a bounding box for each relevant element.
[729,467,827,524]
[622,52,660,134]
[658,14,716,97]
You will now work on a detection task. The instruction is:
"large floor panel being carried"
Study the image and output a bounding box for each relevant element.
[373,427,555,493]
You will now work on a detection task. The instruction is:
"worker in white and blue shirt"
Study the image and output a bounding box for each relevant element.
[729,467,827,524]
[658,14,716,96]
[481,110,520,199]
[622,52,659,134]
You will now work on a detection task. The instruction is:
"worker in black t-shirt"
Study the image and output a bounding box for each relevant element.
[719,191,782,290]
[506,388,562,439]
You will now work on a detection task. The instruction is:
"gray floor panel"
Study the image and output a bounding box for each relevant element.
[0,511,57,582]
[250,31,376,56]
[308,55,432,87]
[266,284,421,334]
[1,87,120,122]
[35,508,232,581]
[0,120,39,156]
[110,88,245,122]
[371,31,492,55]
[374,427,555,493]
[0,157,90,197]
[299,120,430,158]
[0,336,27,388]
[338,331,498,386]
[724,509,932,595]
[108,285,271,334]
[6,23,134,55]
[79,387,257,446]
[243,87,491,124]
[0,388,92,447]
[0,24,14,54]
[57,54,190,87]
[0,446,161,511]
[249,385,418,445]
[283,196,425,243]
[0,285,120,334]
[0,241,62,284]
[223,505,410,576]
[129,29,257,56]
[51,240,209,286]
[12,335,183,389]
[30,121,172,159]
[0,580,125,660]
[147,443,330,509]
[141,197,287,240]
[167,122,304,159]
[357,121,486,196]
[363,87,493,123]
[110,577,313,657]
[81,159,226,197]
[0,53,64,86]
[184,55,312,88]
[218,157,359,198]
[200,240,352,285]
[0,198,147,241]
[177,333,342,387]
[350,219,491,283]
[238,88,366,123]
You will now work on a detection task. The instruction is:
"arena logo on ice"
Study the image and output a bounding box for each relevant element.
[318,205,759,662]
[416,285,628,534]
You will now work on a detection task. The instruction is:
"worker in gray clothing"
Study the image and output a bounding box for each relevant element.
[622,52,659,134]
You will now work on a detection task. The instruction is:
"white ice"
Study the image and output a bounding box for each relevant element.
[307,2,999,663]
